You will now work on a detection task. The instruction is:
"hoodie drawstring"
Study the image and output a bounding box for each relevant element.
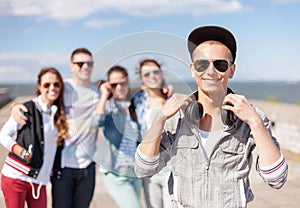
[29,181,43,199]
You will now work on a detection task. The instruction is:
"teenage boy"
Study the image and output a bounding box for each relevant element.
[134,26,288,207]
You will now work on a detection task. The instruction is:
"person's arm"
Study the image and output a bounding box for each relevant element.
[0,116,32,161]
[135,94,188,178]
[162,84,174,97]
[257,151,287,189]
[223,93,288,188]
[95,81,113,114]
[93,81,114,127]
[138,93,190,157]
[11,103,28,126]
[223,94,281,166]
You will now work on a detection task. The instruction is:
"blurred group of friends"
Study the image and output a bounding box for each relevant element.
[0,25,288,208]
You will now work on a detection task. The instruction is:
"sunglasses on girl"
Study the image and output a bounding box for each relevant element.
[73,61,94,68]
[42,82,61,88]
[193,59,232,73]
[142,69,161,78]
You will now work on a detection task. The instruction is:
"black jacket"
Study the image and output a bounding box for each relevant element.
[8,101,45,178]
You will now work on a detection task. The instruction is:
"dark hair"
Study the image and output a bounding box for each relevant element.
[107,65,131,100]
[36,67,68,145]
[70,48,92,61]
[107,65,128,81]
[139,59,161,71]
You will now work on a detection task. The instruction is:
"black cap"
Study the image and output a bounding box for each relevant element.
[187,25,237,62]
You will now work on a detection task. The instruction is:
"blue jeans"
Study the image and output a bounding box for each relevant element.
[51,162,96,208]
[103,167,142,208]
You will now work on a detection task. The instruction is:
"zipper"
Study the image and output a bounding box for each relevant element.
[192,126,210,208]
[205,159,210,170]
[205,158,210,208]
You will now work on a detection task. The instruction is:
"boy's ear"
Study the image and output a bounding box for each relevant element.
[229,64,236,78]
[190,64,196,78]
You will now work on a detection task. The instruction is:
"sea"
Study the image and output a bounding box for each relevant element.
[0,81,300,104]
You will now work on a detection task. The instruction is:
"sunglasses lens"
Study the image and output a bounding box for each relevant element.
[153,70,160,75]
[87,61,94,67]
[111,83,117,89]
[74,61,93,68]
[143,72,150,77]
[120,81,128,87]
[213,60,228,72]
[194,60,229,72]
[43,83,50,88]
[194,60,210,72]
[143,69,160,77]
[53,82,61,88]
[43,82,61,88]
[76,62,84,68]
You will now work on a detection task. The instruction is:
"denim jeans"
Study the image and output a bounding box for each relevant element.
[103,166,143,208]
[51,162,96,208]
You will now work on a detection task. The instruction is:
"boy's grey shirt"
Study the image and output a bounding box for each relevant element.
[135,106,288,207]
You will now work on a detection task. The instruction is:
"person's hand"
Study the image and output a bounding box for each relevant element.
[13,144,33,162]
[160,93,191,120]
[222,93,261,126]
[162,84,173,97]
[11,103,28,126]
[100,81,113,100]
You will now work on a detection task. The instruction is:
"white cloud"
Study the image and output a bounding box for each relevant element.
[0,63,39,83]
[0,65,22,74]
[268,0,300,4]
[0,53,70,83]
[84,19,126,29]
[1,0,245,21]
[0,53,68,66]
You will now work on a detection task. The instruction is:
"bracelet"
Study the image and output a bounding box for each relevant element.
[11,143,18,154]
[20,148,30,160]
[20,148,25,158]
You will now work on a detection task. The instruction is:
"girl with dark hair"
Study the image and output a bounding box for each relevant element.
[0,67,68,208]
[131,59,172,208]
[94,65,142,208]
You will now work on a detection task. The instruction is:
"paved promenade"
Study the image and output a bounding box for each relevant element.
[0,96,299,207]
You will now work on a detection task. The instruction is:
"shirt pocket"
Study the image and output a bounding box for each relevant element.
[219,137,245,155]
[173,135,200,177]
[219,137,246,170]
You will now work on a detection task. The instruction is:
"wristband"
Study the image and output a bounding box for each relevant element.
[20,148,25,159]
[11,143,18,154]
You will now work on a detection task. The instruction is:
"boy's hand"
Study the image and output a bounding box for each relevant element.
[160,93,191,120]
[11,103,28,125]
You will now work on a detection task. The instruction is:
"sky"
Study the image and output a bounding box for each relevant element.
[1,0,300,84]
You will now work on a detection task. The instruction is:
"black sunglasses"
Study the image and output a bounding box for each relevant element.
[194,59,232,73]
[110,81,128,89]
[43,82,61,88]
[142,69,161,78]
[73,61,94,68]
